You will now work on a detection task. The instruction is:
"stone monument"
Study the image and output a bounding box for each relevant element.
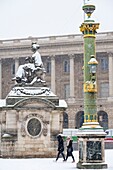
[0,43,67,158]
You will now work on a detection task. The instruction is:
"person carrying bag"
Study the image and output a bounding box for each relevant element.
[65,136,75,163]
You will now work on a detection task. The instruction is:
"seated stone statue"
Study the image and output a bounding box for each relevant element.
[12,43,46,85]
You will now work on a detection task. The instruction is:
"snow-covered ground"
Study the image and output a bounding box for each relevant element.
[0,149,112,170]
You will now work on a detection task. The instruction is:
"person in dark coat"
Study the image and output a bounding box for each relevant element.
[56,134,66,161]
[65,136,75,163]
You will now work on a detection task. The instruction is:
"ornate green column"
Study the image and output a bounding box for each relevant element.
[80,3,99,127]
[77,1,107,169]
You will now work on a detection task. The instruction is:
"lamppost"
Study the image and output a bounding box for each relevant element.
[77,1,107,169]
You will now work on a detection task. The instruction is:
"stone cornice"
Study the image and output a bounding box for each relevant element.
[0,32,113,58]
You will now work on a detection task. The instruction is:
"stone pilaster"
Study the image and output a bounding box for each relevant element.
[50,55,56,94]
[0,60,2,98]
[69,54,75,98]
[108,53,113,97]
[15,58,19,74]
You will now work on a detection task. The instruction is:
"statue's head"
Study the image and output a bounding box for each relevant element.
[31,42,40,52]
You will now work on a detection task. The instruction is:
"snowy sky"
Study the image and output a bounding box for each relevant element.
[0,0,113,40]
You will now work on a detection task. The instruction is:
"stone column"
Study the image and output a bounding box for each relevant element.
[14,58,19,85]
[0,60,2,98]
[51,55,56,94]
[69,54,75,98]
[108,53,113,97]
[15,58,19,74]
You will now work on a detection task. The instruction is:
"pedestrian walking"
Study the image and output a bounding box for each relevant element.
[65,136,75,163]
[56,134,66,162]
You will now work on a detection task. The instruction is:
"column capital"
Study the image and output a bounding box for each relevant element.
[13,57,19,63]
[68,53,75,59]
[50,55,55,60]
[108,52,113,57]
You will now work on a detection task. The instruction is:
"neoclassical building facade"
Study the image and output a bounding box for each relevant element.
[0,31,113,130]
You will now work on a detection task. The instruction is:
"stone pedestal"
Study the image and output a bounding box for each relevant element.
[0,86,67,158]
[77,123,108,169]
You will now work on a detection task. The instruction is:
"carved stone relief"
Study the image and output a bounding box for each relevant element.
[21,113,49,138]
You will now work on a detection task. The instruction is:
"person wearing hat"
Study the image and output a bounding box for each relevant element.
[65,136,75,163]
[55,134,66,162]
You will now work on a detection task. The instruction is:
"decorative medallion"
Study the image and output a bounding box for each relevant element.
[21,114,49,138]
[27,118,42,137]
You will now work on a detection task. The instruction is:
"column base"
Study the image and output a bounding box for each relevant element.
[81,122,104,130]
[77,162,108,169]
[77,125,108,169]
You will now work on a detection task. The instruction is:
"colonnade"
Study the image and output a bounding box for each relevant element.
[0,53,113,99]
[50,54,75,96]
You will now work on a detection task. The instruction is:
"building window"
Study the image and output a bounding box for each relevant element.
[97,111,108,130]
[46,61,51,74]
[64,60,70,73]
[100,83,109,97]
[64,84,70,98]
[100,58,108,71]
[12,63,15,75]
[75,111,84,129]
[63,112,68,128]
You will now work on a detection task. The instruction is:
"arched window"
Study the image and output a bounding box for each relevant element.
[97,110,108,131]
[75,111,84,129]
[63,112,68,128]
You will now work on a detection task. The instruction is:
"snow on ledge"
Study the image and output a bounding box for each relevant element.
[58,100,67,108]
[0,99,6,107]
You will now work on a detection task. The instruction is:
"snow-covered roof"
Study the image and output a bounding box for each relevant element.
[0,99,6,107]
[58,100,67,108]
